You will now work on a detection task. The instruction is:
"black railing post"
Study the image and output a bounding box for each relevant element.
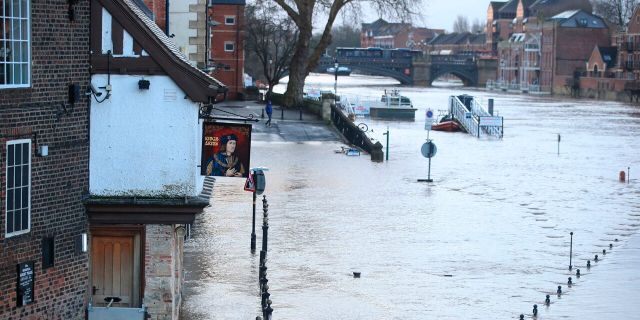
[262,195,269,254]
[280,108,284,120]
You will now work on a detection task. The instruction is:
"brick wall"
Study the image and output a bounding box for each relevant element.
[210,4,245,100]
[0,0,91,319]
[144,224,184,320]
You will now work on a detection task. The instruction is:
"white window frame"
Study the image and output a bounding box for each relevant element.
[224,15,236,25]
[224,41,235,52]
[0,0,31,88]
[5,139,31,237]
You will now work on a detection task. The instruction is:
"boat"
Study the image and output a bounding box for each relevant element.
[326,66,352,76]
[369,89,417,120]
[431,120,461,132]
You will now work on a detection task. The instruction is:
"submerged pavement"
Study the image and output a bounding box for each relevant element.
[214,101,341,142]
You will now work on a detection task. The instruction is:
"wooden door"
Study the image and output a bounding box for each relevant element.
[91,235,137,307]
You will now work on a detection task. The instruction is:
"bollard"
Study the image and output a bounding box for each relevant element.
[264,299,273,320]
[280,108,284,120]
[545,295,551,305]
[520,314,524,320]
[587,260,591,268]
[261,108,265,119]
[576,269,581,278]
[603,249,606,255]
[620,170,626,182]
[557,285,562,295]
[615,238,619,242]
[533,304,538,317]
[353,272,361,278]
[569,232,573,270]
[609,243,613,249]
[262,196,269,254]
[594,254,599,262]
[299,107,302,120]
[568,277,572,286]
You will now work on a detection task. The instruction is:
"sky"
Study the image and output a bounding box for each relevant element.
[350,0,490,32]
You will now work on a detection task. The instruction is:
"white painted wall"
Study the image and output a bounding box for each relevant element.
[169,0,198,64]
[90,74,204,197]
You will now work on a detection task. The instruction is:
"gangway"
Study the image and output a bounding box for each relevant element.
[448,95,503,138]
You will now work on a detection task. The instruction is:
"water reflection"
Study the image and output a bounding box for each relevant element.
[182,76,640,319]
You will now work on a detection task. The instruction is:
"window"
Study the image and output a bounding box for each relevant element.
[5,139,31,237]
[224,41,234,52]
[1,0,31,88]
[224,16,235,25]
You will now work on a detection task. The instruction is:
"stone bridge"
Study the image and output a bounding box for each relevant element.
[316,52,497,87]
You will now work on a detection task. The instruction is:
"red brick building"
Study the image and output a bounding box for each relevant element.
[360,19,442,49]
[209,0,245,100]
[542,10,611,93]
[1,0,91,319]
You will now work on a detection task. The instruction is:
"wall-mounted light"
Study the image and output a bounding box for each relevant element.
[138,79,150,90]
[37,145,49,157]
[75,233,87,254]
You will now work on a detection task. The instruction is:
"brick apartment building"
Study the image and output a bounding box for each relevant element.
[360,18,443,49]
[487,0,609,94]
[1,0,91,319]
[209,0,245,100]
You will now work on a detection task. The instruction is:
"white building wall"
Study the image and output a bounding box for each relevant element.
[90,74,204,197]
[169,0,199,64]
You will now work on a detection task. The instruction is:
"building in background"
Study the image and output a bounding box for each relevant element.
[360,19,443,49]
[209,0,246,100]
[1,0,90,319]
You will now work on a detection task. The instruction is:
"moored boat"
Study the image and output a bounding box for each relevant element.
[431,120,461,132]
[369,89,417,121]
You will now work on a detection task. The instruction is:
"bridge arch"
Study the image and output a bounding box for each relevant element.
[429,68,477,87]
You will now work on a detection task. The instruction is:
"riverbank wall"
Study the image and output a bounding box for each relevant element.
[268,92,383,162]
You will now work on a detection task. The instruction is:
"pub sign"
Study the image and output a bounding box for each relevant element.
[201,123,252,177]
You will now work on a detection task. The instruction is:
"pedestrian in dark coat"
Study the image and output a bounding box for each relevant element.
[265,100,273,127]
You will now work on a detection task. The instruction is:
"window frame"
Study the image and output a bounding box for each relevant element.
[224,15,236,25]
[0,0,32,88]
[224,41,235,52]
[5,139,31,237]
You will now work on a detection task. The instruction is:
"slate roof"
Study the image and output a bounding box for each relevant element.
[427,32,486,45]
[549,9,607,28]
[210,0,246,4]
[528,0,592,19]
[598,46,618,68]
[122,0,226,94]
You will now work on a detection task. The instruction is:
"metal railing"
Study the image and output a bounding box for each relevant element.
[449,95,503,139]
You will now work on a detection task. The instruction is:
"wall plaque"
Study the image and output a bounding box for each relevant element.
[16,261,35,307]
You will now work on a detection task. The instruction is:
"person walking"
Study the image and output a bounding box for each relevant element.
[265,100,273,127]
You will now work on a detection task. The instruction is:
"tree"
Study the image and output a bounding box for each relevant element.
[244,2,298,98]
[322,24,361,56]
[452,15,470,33]
[270,0,422,107]
[471,18,484,33]
[592,0,639,31]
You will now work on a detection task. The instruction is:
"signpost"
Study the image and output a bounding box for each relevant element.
[425,109,434,131]
[418,140,437,183]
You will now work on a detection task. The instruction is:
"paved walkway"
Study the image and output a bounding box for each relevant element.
[214,100,341,143]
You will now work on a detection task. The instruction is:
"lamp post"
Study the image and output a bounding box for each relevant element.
[334,59,339,95]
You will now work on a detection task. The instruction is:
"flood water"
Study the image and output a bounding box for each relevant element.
[181,74,640,319]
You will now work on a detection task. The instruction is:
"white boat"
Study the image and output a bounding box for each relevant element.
[369,89,417,120]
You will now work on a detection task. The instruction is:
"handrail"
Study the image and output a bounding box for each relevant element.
[330,103,383,162]
[449,95,503,139]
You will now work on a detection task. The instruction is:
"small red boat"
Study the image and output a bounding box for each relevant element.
[431,120,461,132]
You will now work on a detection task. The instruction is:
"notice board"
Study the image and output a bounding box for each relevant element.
[17,261,35,307]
